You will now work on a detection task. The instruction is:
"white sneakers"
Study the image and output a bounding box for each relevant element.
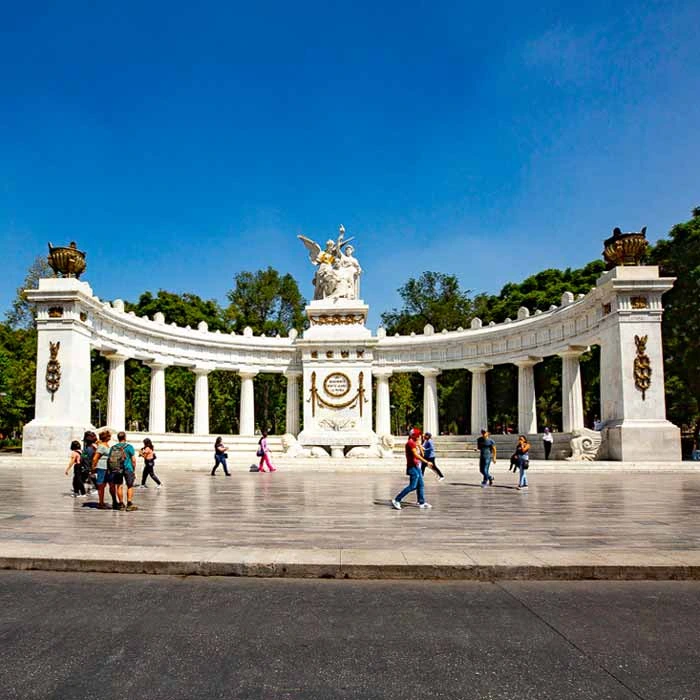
[418,502,433,509]
[391,499,402,510]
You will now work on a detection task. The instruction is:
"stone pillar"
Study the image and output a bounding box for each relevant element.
[106,353,128,431]
[284,370,302,436]
[192,366,212,435]
[147,361,168,433]
[239,368,258,436]
[515,357,541,434]
[467,364,492,434]
[420,369,440,434]
[373,368,392,436]
[559,347,586,433]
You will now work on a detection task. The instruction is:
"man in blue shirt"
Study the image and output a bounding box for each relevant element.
[476,429,496,487]
[107,431,138,511]
[421,432,445,481]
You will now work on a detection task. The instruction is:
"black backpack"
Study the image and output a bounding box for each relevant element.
[79,446,93,478]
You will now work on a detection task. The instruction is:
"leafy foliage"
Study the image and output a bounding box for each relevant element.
[5,256,52,329]
[126,291,229,332]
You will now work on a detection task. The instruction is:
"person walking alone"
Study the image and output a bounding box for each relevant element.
[515,434,531,489]
[391,428,432,510]
[139,438,162,488]
[212,437,231,476]
[542,427,553,460]
[477,429,496,487]
[65,440,86,497]
[257,431,277,472]
[422,432,445,481]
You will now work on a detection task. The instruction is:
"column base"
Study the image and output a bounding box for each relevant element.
[22,420,94,457]
[601,420,681,461]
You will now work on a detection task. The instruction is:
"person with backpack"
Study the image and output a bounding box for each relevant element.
[91,429,112,509]
[139,437,162,488]
[107,431,138,511]
[257,431,277,473]
[81,430,98,496]
[65,440,86,497]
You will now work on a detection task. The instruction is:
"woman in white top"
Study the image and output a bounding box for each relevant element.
[542,427,553,460]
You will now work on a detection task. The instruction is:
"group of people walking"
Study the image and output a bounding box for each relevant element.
[66,430,162,510]
[392,427,535,510]
[211,432,277,476]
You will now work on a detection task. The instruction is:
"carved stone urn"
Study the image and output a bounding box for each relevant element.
[47,242,87,278]
[603,227,648,269]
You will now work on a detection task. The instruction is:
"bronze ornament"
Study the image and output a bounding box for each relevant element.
[323,372,351,398]
[48,306,64,318]
[47,242,87,278]
[603,227,648,269]
[46,341,61,401]
[630,296,649,310]
[633,335,651,400]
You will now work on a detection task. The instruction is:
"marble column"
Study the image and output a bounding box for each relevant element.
[515,357,542,434]
[373,369,393,436]
[468,364,492,434]
[106,353,128,431]
[284,370,302,436]
[239,368,258,436]
[192,366,212,435]
[420,369,440,434]
[560,347,586,433]
[147,361,168,433]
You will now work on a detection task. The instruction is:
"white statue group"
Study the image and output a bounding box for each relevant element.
[298,225,362,301]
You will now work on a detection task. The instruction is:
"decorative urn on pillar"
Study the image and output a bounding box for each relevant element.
[47,242,87,278]
[602,227,648,269]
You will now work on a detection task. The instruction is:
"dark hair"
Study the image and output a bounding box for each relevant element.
[519,434,527,441]
[423,432,432,439]
[215,436,222,446]
[143,438,154,449]
[258,431,268,444]
[83,430,97,445]
[117,431,126,442]
[70,440,81,451]
[98,430,111,442]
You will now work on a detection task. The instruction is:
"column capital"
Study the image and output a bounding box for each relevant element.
[465,363,493,374]
[419,368,441,378]
[190,364,215,376]
[283,369,303,380]
[559,345,588,359]
[372,367,393,379]
[103,351,131,363]
[146,357,173,370]
[514,356,543,368]
[238,367,259,380]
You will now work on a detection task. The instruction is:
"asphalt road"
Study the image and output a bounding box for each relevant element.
[0,572,698,700]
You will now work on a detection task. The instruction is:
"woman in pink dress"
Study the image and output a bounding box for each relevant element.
[257,431,277,473]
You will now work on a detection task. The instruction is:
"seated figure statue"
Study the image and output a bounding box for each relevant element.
[346,434,395,459]
[280,434,328,458]
[567,428,603,461]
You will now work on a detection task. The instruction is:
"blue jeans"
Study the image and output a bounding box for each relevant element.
[518,456,528,487]
[212,453,230,475]
[395,466,425,504]
[479,456,492,483]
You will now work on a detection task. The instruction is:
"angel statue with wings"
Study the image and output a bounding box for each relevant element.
[298,225,361,301]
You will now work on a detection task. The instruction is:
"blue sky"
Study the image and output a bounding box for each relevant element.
[2,0,699,328]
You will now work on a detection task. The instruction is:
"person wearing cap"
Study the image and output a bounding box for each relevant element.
[391,428,433,510]
[476,428,496,487]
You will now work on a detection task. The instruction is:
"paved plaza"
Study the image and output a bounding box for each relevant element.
[1,456,699,579]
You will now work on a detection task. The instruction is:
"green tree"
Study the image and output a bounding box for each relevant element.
[226,267,306,336]
[5,255,52,330]
[126,291,229,332]
[649,206,700,428]
[381,272,474,335]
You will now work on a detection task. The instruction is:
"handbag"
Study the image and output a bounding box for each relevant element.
[256,448,264,457]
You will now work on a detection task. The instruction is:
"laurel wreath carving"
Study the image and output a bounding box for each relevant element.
[633,334,651,400]
[46,341,61,402]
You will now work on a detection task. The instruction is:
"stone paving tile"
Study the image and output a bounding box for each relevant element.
[0,462,699,575]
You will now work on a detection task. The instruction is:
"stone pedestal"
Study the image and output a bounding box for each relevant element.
[597,266,681,460]
[23,278,95,456]
[297,298,377,451]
